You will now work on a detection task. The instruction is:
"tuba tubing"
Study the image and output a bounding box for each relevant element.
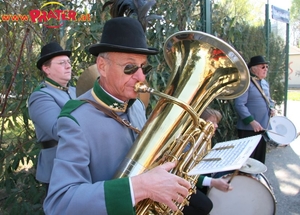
[114,31,250,214]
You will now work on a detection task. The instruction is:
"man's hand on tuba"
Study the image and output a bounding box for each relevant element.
[131,162,191,212]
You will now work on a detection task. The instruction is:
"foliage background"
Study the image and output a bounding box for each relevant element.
[0,0,287,214]
[290,0,300,46]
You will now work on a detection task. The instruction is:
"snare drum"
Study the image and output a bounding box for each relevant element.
[267,116,297,146]
[207,173,276,215]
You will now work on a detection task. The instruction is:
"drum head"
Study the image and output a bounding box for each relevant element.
[207,174,276,215]
[268,116,297,145]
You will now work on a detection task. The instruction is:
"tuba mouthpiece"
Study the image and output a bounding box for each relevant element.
[134,82,151,93]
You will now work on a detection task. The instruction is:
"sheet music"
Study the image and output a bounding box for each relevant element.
[188,135,262,175]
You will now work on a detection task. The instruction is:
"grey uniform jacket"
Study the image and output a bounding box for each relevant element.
[28,78,76,183]
[234,78,274,130]
[43,80,147,215]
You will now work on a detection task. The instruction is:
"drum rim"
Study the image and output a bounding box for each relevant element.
[268,116,297,145]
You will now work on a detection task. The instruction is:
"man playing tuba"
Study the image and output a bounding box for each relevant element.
[43,17,191,215]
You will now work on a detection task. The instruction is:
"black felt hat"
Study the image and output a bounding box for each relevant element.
[89,17,159,56]
[247,55,269,68]
[37,42,71,70]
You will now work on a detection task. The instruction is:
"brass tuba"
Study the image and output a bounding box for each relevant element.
[114,31,250,214]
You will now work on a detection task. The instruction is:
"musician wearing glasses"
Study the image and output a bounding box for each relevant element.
[28,42,76,191]
[43,17,191,215]
[234,55,275,164]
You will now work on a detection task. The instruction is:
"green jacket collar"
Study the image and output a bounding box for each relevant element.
[92,79,135,112]
[250,72,260,80]
[45,77,69,91]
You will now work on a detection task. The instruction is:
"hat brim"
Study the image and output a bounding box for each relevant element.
[248,61,270,68]
[37,50,71,70]
[89,44,159,56]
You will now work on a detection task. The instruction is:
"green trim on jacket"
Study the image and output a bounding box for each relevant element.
[58,100,86,124]
[196,175,205,189]
[105,178,135,215]
[92,79,136,111]
[242,115,254,125]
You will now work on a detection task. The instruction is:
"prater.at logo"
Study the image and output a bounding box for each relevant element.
[1,1,90,28]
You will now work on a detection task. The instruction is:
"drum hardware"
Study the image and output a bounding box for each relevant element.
[239,158,267,174]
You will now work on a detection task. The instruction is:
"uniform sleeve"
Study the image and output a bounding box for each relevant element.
[28,91,61,140]
[43,116,135,215]
[234,90,254,125]
[196,175,205,188]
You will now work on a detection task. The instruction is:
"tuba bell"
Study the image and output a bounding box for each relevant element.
[114,31,250,214]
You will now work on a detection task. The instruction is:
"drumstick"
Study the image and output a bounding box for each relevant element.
[264,129,284,137]
[227,169,239,184]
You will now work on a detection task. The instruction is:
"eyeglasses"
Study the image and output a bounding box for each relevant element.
[123,64,153,75]
[52,59,71,67]
[261,65,269,69]
[103,57,153,75]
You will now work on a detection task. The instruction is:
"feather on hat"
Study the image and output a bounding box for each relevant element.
[102,0,163,31]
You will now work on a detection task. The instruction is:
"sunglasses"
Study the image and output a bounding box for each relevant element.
[261,65,269,69]
[123,64,153,75]
[102,57,153,75]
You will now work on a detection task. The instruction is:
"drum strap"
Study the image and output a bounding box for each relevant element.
[251,77,270,107]
[251,77,272,132]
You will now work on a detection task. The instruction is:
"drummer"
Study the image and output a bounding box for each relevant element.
[183,107,233,215]
[234,55,276,164]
